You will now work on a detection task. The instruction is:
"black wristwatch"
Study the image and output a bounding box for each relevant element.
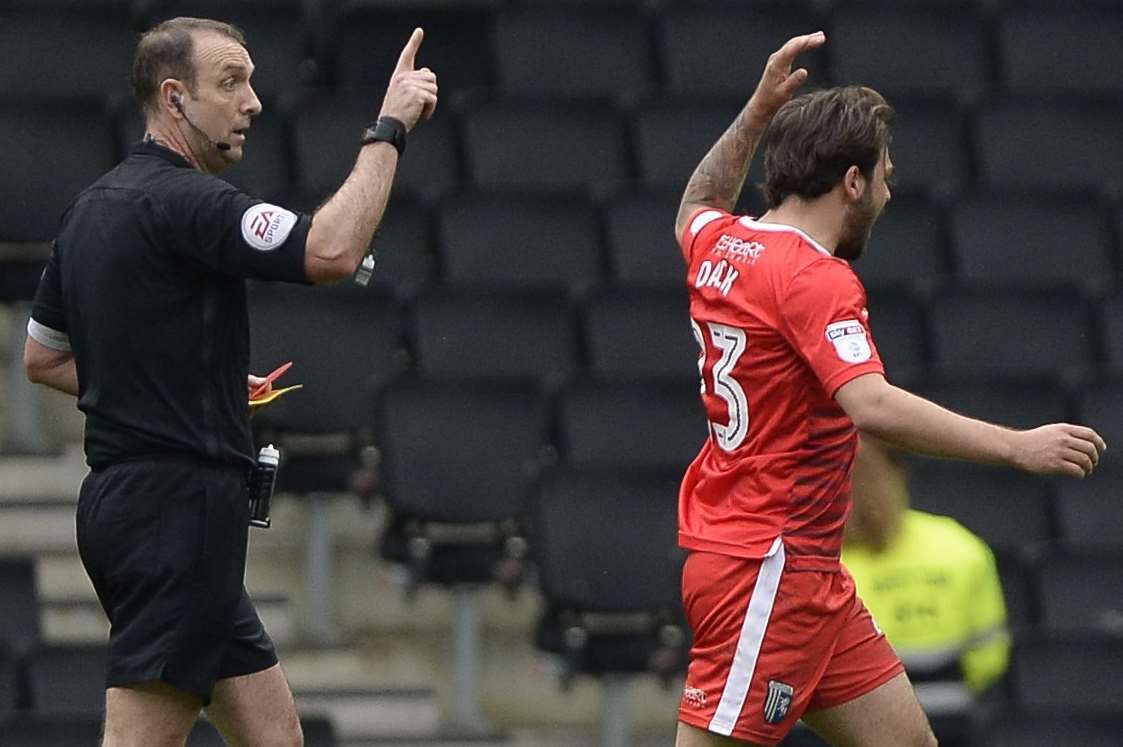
[361,116,406,156]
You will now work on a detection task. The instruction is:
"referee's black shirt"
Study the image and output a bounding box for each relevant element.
[30,141,310,469]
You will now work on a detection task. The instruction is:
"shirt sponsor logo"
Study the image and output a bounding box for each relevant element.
[714,233,766,265]
[763,680,794,725]
[682,685,708,708]
[825,319,872,364]
[241,203,297,252]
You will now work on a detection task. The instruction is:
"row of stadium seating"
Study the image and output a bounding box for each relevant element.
[2,1,1122,100]
[5,90,1123,240]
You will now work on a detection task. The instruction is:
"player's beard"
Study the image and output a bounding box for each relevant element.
[836,188,879,262]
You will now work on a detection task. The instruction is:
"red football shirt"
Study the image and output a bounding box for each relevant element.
[677,208,885,571]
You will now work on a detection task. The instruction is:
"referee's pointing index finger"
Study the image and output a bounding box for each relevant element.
[396,27,424,73]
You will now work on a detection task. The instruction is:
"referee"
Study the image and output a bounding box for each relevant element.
[22,17,436,746]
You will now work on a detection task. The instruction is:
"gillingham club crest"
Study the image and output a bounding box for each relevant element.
[763,680,794,725]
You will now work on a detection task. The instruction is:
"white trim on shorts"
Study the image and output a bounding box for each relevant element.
[708,535,787,736]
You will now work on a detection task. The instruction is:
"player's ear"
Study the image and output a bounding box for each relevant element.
[842,165,866,202]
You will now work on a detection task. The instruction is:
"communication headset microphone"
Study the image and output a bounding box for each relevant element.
[171,92,231,152]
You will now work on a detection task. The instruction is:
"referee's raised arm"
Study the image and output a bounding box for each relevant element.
[303,27,439,283]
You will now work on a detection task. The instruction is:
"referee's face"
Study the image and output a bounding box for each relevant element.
[188,30,262,171]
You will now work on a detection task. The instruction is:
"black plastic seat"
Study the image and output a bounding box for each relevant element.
[1012,636,1123,715]
[984,711,1123,747]
[582,288,696,379]
[460,97,628,191]
[976,98,1123,193]
[604,189,685,288]
[1096,292,1123,371]
[908,461,1053,555]
[864,287,929,376]
[27,644,108,715]
[532,467,687,677]
[492,6,654,97]
[857,193,948,291]
[1076,378,1123,470]
[830,8,988,100]
[884,97,970,196]
[631,96,744,192]
[949,192,1113,292]
[912,373,1070,432]
[0,6,137,98]
[558,377,705,470]
[995,552,1035,634]
[0,645,16,717]
[0,557,40,655]
[928,287,1094,378]
[999,9,1123,97]
[291,89,460,199]
[1036,553,1123,636]
[330,5,494,94]
[0,99,118,241]
[0,714,103,747]
[659,5,828,97]
[410,288,577,391]
[437,191,603,295]
[1054,465,1123,552]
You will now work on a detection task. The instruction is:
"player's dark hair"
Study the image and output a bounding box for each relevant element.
[131,17,247,118]
[762,86,895,209]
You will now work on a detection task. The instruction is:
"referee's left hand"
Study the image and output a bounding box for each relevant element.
[247,375,272,398]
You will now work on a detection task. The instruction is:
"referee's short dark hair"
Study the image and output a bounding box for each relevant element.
[762,86,895,209]
[131,17,247,118]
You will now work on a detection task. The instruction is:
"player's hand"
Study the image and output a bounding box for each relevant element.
[1011,423,1107,478]
[746,31,826,129]
[248,374,272,398]
[379,27,439,132]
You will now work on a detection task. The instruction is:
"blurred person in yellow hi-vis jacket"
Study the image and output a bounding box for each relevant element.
[842,435,1011,694]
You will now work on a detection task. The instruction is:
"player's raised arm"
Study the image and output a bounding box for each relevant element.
[836,373,1107,479]
[674,30,825,242]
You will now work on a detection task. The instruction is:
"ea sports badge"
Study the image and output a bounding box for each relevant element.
[241,203,297,252]
[825,319,872,363]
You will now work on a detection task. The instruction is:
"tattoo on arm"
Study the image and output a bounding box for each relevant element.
[681,107,767,213]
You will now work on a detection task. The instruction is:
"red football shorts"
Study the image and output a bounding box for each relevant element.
[678,538,904,745]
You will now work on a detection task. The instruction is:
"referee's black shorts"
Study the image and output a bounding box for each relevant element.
[76,456,277,704]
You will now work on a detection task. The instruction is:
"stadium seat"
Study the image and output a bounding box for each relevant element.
[0,557,40,655]
[147,0,316,97]
[291,89,460,199]
[460,97,628,191]
[908,461,1053,555]
[659,4,829,97]
[856,192,948,292]
[984,711,1123,747]
[1054,465,1123,552]
[558,377,706,470]
[976,98,1123,193]
[927,287,1094,378]
[949,192,1113,292]
[27,643,107,715]
[376,376,548,729]
[0,99,118,242]
[1097,292,1123,371]
[330,5,494,94]
[1012,636,1123,714]
[864,287,929,376]
[830,8,988,100]
[0,714,103,747]
[410,287,577,390]
[995,552,1035,633]
[1076,378,1123,470]
[0,645,16,716]
[1036,553,1123,636]
[582,287,696,379]
[436,191,603,295]
[0,6,137,98]
[912,373,1070,431]
[603,189,686,288]
[532,467,687,742]
[998,9,1123,97]
[492,6,654,97]
[631,96,745,192]
[883,97,970,196]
